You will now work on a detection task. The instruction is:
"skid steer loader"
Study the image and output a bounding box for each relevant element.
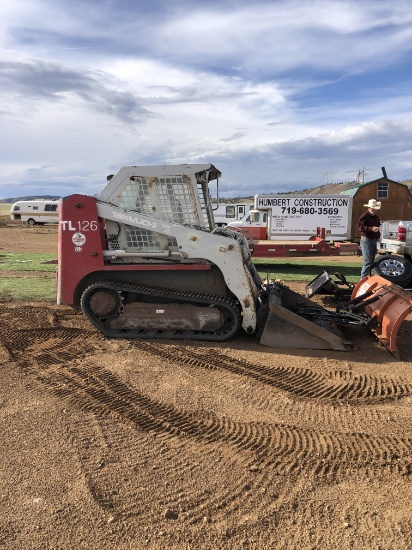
[57,164,412,354]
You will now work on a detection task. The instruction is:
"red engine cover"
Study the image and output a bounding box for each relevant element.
[57,194,213,306]
[57,194,107,305]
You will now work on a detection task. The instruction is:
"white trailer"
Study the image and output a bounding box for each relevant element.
[10,200,59,225]
[228,194,353,241]
[212,202,253,227]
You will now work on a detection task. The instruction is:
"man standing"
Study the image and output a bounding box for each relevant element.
[356,199,381,279]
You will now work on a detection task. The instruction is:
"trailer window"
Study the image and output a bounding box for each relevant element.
[226,206,235,218]
[13,205,20,211]
[45,204,58,211]
[33,206,39,211]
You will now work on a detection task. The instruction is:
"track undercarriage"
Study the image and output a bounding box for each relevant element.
[81,281,242,341]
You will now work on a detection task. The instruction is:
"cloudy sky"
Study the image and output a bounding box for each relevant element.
[1,0,412,199]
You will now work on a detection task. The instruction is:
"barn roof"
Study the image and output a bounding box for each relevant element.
[340,177,410,196]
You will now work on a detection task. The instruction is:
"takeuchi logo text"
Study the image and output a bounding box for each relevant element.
[112,211,157,228]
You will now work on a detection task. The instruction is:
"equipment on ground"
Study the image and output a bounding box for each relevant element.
[57,164,411,355]
[306,271,412,356]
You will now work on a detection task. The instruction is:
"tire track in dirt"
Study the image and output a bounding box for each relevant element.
[4,328,411,474]
[62,406,261,528]
[131,341,412,401]
[2,327,95,368]
[66,411,247,527]
[7,326,410,410]
[0,305,79,329]
[3,325,412,526]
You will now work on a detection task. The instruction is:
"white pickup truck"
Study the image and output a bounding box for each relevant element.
[373,220,412,287]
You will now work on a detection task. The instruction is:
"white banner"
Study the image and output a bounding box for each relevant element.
[255,195,352,240]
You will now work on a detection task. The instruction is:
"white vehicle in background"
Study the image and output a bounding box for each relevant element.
[10,200,59,225]
[374,220,412,288]
[213,202,253,227]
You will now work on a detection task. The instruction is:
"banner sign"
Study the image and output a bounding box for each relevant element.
[255,195,353,239]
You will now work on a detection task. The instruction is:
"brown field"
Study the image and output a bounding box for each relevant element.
[1,220,412,549]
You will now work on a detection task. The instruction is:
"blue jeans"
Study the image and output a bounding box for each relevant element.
[360,236,377,279]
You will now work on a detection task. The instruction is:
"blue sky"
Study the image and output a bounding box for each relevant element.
[1,0,412,199]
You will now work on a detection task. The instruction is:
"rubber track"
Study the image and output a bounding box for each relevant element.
[81,280,242,341]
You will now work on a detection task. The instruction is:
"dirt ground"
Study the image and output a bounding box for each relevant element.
[1,221,412,550]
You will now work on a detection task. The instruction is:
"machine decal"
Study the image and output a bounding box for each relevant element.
[60,220,98,231]
[72,232,86,248]
[112,210,158,229]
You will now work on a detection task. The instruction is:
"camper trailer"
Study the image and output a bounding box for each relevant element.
[213,202,253,227]
[10,200,59,225]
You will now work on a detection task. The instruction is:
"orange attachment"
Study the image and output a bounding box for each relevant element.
[351,275,412,356]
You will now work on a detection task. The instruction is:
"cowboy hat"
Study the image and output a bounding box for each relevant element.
[364,199,381,209]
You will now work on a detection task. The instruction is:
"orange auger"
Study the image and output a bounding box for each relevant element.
[351,274,412,356]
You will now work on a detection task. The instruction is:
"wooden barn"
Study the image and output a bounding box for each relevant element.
[340,171,412,242]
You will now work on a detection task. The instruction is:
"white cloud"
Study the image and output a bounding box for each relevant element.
[1,0,412,198]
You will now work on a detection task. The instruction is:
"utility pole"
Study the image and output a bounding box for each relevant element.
[323,171,333,185]
[356,168,370,184]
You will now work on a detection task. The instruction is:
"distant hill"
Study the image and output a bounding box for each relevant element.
[296,181,358,195]
[217,179,412,201]
[295,180,412,195]
[2,179,411,204]
[214,181,359,203]
[0,196,61,203]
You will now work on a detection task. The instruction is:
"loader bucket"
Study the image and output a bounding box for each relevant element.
[351,274,412,356]
[259,283,351,351]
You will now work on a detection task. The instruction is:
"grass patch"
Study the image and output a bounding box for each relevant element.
[253,258,362,283]
[0,252,57,301]
[0,276,56,301]
[0,203,12,215]
[0,252,57,272]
